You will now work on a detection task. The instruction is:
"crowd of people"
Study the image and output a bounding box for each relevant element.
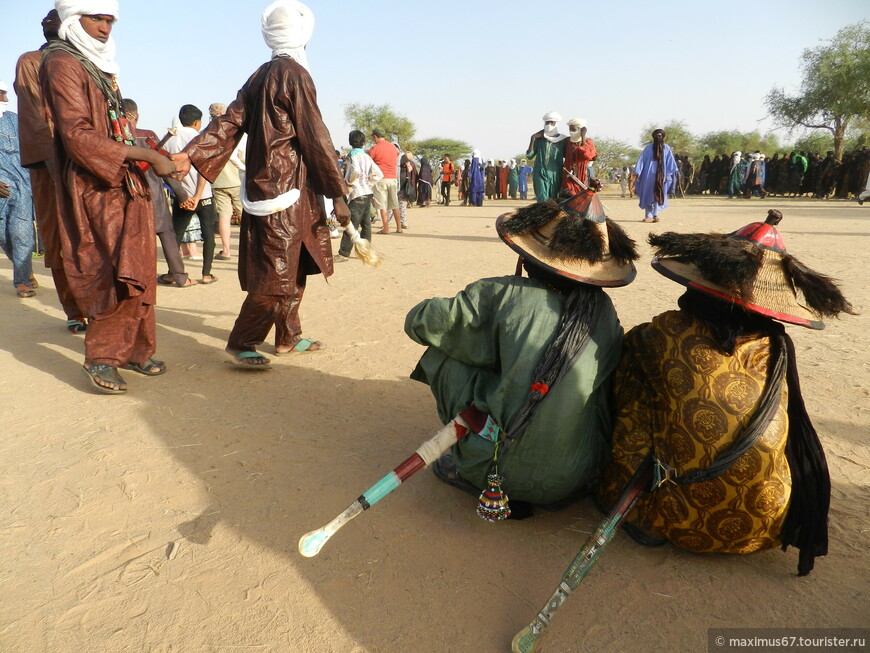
[0,1,862,597]
[674,148,870,200]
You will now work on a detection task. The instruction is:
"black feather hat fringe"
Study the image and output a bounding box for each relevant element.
[606,220,640,264]
[649,232,764,299]
[781,255,856,317]
[501,200,561,235]
[548,215,605,260]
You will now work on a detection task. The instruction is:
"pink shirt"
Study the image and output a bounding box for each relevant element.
[368,140,398,180]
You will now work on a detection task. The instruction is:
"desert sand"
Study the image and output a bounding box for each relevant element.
[1,189,867,653]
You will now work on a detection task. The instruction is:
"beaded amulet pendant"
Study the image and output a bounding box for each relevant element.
[477,472,511,521]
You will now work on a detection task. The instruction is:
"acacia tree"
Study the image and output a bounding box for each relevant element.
[343,103,415,146]
[765,21,870,160]
[409,137,472,162]
[593,138,641,178]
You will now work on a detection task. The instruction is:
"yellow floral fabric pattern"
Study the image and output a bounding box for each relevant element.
[597,310,791,554]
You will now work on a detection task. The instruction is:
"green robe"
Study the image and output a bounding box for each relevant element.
[405,276,622,505]
[526,137,567,201]
[508,167,519,198]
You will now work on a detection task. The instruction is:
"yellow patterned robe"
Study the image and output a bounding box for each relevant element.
[597,310,791,554]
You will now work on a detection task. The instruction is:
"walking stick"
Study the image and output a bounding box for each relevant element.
[511,455,654,653]
[299,407,488,557]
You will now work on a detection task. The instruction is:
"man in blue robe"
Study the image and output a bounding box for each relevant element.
[634,128,678,222]
[517,158,533,200]
[0,82,36,298]
[468,150,484,206]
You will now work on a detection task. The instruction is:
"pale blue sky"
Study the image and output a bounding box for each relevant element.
[1,1,867,158]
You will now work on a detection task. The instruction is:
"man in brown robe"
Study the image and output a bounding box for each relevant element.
[172,0,349,369]
[40,3,178,394]
[14,9,87,332]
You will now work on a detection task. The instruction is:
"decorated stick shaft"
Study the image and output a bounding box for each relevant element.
[298,409,485,558]
[511,456,654,653]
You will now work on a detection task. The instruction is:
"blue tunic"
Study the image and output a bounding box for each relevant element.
[517,164,533,194]
[634,142,678,218]
[468,156,484,206]
[0,112,35,287]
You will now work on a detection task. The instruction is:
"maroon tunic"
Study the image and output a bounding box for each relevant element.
[183,56,346,296]
[40,49,156,319]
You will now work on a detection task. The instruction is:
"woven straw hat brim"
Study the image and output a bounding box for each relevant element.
[496,213,636,287]
[652,255,824,329]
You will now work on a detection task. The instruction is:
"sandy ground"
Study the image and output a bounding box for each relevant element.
[0,188,868,653]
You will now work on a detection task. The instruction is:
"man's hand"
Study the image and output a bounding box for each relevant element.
[151,154,178,179]
[0,181,10,198]
[332,196,351,226]
[580,126,588,141]
[170,152,192,178]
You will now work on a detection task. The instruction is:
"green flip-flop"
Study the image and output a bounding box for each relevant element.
[227,350,272,369]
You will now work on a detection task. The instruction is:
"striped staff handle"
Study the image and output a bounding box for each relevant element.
[298,407,487,558]
[511,455,654,653]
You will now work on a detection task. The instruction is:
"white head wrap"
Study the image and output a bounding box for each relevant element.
[567,117,587,142]
[0,81,8,118]
[509,159,516,169]
[262,0,314,71]
[55,0,120,75]
[542,111,561,123]
[472,149,481,160]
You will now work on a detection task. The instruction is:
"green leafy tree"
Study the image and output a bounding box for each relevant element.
[790,131,835,155]
[765,21,870,160]
[639,120,697,157]
[343,103,415,146]
[408,137,472,162]
[844,116,870,151]
[698,130,782,158]
[593,138,642,177]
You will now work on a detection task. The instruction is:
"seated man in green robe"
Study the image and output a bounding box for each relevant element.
[404,191,638,518]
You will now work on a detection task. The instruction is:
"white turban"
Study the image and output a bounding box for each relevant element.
[541,111,567,143]
[262,0,314,71]
[0,81,8,93]
[55,0,120,75]
[472,149,481,160]
[567,118,587,142]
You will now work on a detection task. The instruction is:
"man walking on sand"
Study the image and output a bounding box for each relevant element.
[634,128,678,222]
[172,0,350,369]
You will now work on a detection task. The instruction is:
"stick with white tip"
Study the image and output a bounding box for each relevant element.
[344,221,384,267]
[298,408,486,558]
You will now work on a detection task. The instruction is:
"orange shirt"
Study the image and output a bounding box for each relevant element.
[441,161,455,183]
